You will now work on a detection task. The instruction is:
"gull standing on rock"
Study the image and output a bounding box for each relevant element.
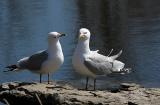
[5,32,65,84]
[72,28,131,90]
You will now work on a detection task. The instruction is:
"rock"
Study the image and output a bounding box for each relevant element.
[0,81,160,105]
[120,83,141,91]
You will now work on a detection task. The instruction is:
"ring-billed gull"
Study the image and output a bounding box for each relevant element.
[5,32,65,84]
[72,28,131,90]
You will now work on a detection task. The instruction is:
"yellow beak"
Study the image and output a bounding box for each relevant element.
[79,34,86,40]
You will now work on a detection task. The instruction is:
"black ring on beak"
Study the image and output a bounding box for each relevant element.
[59,33,66,37]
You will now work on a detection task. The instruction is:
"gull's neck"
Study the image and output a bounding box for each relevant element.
[48,40,63,55]
[76,39,90,54]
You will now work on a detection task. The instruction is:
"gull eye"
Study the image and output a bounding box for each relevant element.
[84,32,87,34]
[54,36,57,38]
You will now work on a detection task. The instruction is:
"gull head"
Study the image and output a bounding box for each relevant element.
[48,32,65,42]
[79,28,91,41]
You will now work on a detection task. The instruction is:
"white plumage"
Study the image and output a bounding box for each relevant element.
[72,28,131,90]
[6,32,65,84]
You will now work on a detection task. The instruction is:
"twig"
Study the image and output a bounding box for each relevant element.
[35,93,43,105]
[3,98,10,105]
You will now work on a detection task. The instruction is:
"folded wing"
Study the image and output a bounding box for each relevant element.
[84,57,113,75]
[18,50,48,70]
[84,51,126,75]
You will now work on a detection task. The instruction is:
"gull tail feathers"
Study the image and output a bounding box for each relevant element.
[4,65,18,72]
[110,50,122,60]
[119,68,132,74]
[112,68,132,74]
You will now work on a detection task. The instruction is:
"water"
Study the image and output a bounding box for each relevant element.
[0,0,160,90]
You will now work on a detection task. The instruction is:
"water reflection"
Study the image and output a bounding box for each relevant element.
[0,0,160,88]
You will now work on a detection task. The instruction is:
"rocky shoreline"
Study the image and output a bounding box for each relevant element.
[0,81,160,105]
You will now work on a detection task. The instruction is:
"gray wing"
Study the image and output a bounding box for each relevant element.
[84,57,113,75]
[18,50,48,70]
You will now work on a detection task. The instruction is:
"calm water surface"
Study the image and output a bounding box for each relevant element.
[0,0,160,90]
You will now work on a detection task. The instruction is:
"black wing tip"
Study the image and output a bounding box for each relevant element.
[5,65,17,68]
[5,66,10,68]
[3,68,15,72]
[4,65,18,72]
[120,68,132,74]
[3,70,11,72]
